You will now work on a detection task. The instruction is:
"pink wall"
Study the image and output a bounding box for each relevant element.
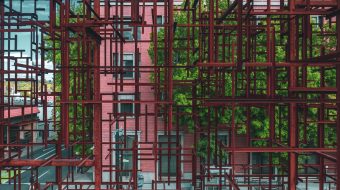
[99,3,248,177]
[99,4,177,173]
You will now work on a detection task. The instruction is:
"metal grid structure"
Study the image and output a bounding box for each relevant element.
[0,0,340,189]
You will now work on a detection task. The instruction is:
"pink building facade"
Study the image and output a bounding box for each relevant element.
[99,2,248,189]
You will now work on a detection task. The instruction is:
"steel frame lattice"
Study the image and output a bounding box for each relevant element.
[1,0,340,190]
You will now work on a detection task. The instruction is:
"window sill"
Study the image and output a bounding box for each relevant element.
[118,116,135,119]
[159,175,178,178]
[122,78,135,80]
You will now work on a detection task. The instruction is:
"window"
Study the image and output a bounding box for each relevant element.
[156,16,163,25]
[112,53,119,77]
[213,133,229,165]
[123,54,134,78]
[158,135,180,176]
[123,23,133,40]
[118,94,135,117]
[251,153,271,174]
[217,133,228,146]
[112,129,140,177]
[121,17,141,41]
[156,15,163,32]
[113,53,118,67]
[121,135,135,177]
[113,131,140,178]
[311,16,323,29]
[112,53,135,79]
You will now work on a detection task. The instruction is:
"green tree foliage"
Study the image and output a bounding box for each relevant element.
[148,0,337,169]
[45,4,93,156]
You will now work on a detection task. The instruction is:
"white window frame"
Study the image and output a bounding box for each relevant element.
[311,15,322,29]
[156,15,164,32]
[156,131,184,177]
[113,53,135,79]
[118,94,135,118]
[111,130,141,181]
[118,17,141,41]
[156,15,164,24]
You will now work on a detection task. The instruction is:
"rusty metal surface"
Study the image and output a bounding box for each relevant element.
[0,0,340,189]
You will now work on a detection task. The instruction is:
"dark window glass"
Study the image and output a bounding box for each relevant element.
[123,24,133,40]
[122,17,141,41]
[113,54,134,78]
[159,135,178,176]
[120,103,133,114]
[156,16,163,32]
[123,59,134,78]
[118,95,134,117]
[113,53,118,77]
[217,134,228,145]
[156,16,163,25]
[113,53,118,66]
[118,135,135,176]
[137,27,141,40]
[252,153,272,174]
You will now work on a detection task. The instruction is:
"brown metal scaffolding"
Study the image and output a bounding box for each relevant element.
[1,0,340,189]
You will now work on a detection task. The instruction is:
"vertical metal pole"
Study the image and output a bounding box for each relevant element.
[288,0,297,189]
[61,0,70,148]
[236,0,242,70]
[0,0,5,161]
[57,1,67,188]
[168,0,174,133]
[319,48,325,190]
[336,1,340,190]
[93,1,102,189]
